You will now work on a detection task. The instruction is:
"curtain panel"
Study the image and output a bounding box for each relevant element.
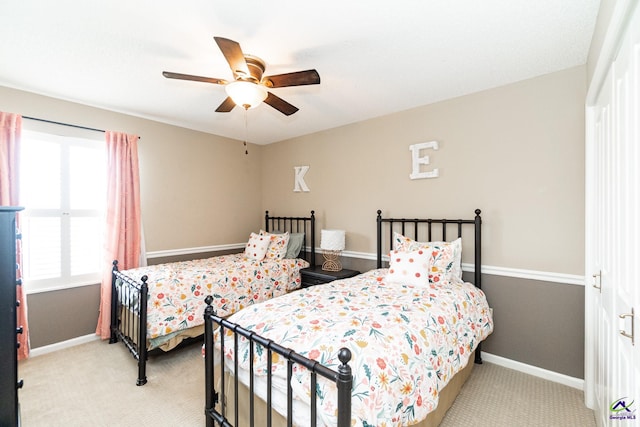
[95,131,142,339]
[0,111,29,359]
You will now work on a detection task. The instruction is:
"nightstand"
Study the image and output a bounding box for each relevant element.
[300,266,360,288]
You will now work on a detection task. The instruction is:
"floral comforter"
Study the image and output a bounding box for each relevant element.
[119,253,309,342]
[217,268,493,426]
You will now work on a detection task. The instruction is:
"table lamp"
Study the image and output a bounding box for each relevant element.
[320,229,345,271]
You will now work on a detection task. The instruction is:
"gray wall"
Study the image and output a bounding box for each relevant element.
[481,276,585,379]
[26,285,101,348]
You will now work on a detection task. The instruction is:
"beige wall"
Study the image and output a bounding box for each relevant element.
[0,85,263,348]
[0,85,264,250]
[262,65,586,276]
[3,65,588,378]
[260,66,587,378]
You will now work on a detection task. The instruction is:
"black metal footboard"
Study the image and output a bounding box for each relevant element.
[110,260,149,386]
[204,296,353,427]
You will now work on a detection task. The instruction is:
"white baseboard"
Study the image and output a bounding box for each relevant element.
[27,335,583,392]
[481,351,584,390]
[29,333,101,358]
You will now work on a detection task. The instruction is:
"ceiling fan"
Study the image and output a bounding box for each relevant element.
[163,36,320,116]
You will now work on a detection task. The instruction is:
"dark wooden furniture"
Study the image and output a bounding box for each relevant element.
[110,210,316,386]
[300,266,360,287]
[203,209,483,426]
[0,207,24,427]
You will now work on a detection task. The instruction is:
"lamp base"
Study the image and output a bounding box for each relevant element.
[321,250,343,272]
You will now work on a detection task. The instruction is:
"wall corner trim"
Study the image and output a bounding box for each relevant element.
[29,333,101,358]
[470,264,584,286]
[148,246,584,286]
[342,250,585,286]
[29,334,585,391]
[146,243,246,259]
[481,351,584,390]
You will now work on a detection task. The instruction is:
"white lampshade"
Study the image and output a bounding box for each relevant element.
[225,81,268,109]
[320,229,346,251]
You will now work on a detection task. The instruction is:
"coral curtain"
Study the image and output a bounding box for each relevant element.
[95,131,142,339]
[0,112,29,359]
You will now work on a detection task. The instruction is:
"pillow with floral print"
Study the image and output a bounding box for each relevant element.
[385,249,431,286]
[244,232,270,260]
[393,232,463,281]
[260,230,290,260]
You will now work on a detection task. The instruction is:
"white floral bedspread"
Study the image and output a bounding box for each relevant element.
[217,268,493,426]
[120,254,309,340]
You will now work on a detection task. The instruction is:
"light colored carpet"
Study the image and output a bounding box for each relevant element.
[439,361,596,427]
[18,340,595,426]
[19,339,204,427]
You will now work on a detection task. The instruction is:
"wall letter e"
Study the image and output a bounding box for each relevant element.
[409,141,439,180]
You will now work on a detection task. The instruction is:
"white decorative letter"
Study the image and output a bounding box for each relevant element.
[293,166,310,192]
[409,141,439,180]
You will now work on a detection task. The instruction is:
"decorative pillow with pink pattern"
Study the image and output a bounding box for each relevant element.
[244,232,270,260]
[393,232,463,282]
[386,249,431,286]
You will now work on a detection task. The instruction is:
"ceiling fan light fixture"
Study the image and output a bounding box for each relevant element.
[164,37,319,115]
[225,81,267,109]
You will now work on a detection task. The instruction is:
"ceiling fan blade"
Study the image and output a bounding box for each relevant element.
[263,69,320,88]
[214,36,250,79]
[163,71,227,85]
[264,92,299,116]
[215,97,236,113]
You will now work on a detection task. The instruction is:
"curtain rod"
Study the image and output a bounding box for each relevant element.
[23,115,106,133]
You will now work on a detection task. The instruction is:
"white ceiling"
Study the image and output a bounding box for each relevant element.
[0,1,600,145]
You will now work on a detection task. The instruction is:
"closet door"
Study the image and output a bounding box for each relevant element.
[586,2,640,425]
[611,6,639,424]
[589,76,610,426]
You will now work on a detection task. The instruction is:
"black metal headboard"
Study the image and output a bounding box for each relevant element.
[376,209,482,289]
[264,210,316,269]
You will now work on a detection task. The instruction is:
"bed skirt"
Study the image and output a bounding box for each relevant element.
[119,305,205,352]
[214,350,476,427]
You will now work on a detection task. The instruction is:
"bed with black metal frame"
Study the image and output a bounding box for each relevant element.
[203,209,490,427]
[110,210,316,386]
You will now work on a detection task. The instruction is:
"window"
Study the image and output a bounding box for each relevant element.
[20,130,106,293]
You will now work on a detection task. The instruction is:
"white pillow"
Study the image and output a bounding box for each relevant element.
[244,232,270,260]
[385,249,430,286]
[393,232,463,281]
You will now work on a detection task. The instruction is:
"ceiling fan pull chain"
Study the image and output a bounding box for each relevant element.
[244,108,249,155]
